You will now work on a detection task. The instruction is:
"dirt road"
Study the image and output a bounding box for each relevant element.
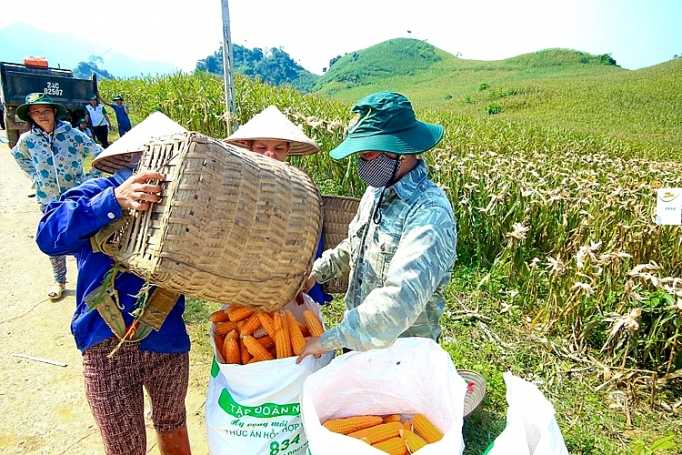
[0,133,210,454]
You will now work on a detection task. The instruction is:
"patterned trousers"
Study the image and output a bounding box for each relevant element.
[82,338,189,455]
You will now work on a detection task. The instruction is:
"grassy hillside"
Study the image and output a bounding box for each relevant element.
[313,41,682,154]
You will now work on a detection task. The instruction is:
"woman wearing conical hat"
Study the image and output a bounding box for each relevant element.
[224,106,332,306]
[36,113,194,455]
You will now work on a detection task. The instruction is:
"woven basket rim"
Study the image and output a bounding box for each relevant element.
[458,369,487,418]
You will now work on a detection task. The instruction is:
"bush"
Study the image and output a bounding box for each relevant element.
[479,82,490,91]
[486,103,502,114]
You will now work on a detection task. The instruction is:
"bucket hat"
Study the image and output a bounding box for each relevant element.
[16,93,68,122]
[89,94,98,100]
[112,94,124,101]
[78,118,87,124]
[329,91,443,160]
[224,106,319,157]
[92,111,187,173]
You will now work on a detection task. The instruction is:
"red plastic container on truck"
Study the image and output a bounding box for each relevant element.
[23,56,49,68]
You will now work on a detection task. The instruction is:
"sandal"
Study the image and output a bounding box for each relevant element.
[48,283,66,300]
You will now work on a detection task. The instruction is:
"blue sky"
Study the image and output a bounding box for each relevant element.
[2,0,681,74]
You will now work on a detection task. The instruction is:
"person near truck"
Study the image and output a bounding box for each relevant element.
[223,105,332,306]
[10,93,102,301]
[77,118,94,139]
[296,91,458,362]
[96,93,132,137]
[85,94,111,148]
[35,114,193,455]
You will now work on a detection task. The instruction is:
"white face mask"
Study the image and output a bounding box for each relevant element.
[357,153,401,188]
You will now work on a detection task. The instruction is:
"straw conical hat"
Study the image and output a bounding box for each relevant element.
[92,112,187,173]
[224,106,319,156]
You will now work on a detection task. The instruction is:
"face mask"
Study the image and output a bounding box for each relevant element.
[357,153,400,188]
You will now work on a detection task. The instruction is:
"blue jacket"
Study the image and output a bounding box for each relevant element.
[35,177,190,353]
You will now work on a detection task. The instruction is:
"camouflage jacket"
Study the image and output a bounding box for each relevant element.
[313,160,458,351]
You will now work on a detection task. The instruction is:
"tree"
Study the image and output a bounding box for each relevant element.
[195,43,318,92]
[599,53,618,66]
[329,55,342,68]
[73,55,115,80]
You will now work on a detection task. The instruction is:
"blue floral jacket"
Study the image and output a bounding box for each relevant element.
[11,121,102,207]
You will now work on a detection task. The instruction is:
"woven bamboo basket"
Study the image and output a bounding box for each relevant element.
[320,195,360,294]
[458,369,487,418]
[104,132,323,312]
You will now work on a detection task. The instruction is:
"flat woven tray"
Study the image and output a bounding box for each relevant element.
[321,195,360,294]
[458,369,487,418]
[103,132,323,311]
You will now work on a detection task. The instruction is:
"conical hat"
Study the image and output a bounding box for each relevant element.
[92,112,187,173]
[224,106,319,156]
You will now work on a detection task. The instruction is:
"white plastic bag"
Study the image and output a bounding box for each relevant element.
[205,295,334,455]
[301,337,467,455]
[484,372,568,455]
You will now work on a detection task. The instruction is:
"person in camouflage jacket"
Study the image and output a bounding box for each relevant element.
[297,91,457,361]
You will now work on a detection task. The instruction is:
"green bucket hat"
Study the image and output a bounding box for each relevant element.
[16,93,68,122]
[329,91,444,160]
[89,94,99,100]
[112,94,124,101]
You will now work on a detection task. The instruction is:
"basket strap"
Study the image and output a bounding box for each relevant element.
[91,216,129,256]
[84,282,180,343]
[135,287,180,331]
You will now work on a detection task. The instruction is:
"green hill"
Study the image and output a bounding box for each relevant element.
[312,40,682,153]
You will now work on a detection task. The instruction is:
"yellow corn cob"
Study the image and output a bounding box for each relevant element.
[383,414,402,424]
[348,422,402,445]
[240,336,252,364]
[400,429,428,453]
[273,313,292,358]
[256,335,275,349]
[225,329,239,340]
[227,305,254,322]
[240,312,262,336]
[214,334,225,356]
[209,309,230,323]
[302,310,324,337]
[223,337,241,364]
[257,312,276,338]
[322,415,383,435]
[214,320,240,336]
[402,420,412,431]
[372,437,408,455]
[412,414,443,443]
[242,335,274,361]
[285,310,307,355]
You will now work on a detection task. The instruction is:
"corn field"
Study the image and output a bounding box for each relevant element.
[100,72,682,376]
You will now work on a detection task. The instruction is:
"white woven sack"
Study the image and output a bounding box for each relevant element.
[206,295,334,455]
[301,337,467,455]
[484,372,568,455]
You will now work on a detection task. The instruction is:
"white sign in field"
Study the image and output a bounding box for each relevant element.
[656,188,682,225]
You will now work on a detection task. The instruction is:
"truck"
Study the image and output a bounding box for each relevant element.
[0,60,98,147]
